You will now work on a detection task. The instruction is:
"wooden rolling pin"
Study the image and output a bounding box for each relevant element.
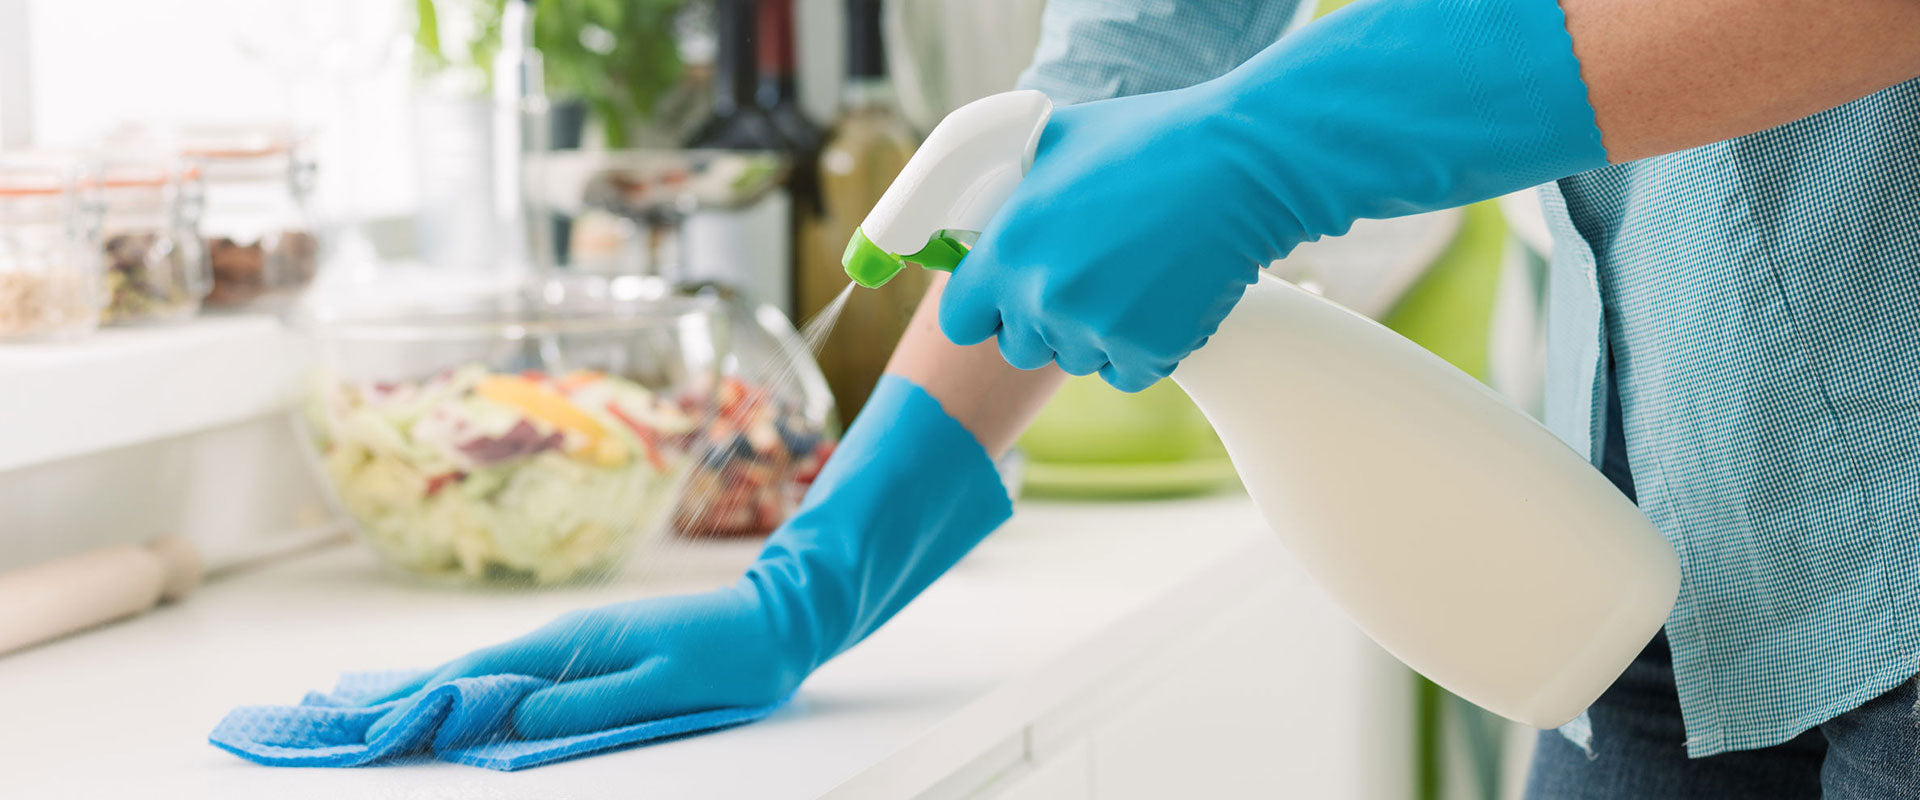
[0,536,202,656]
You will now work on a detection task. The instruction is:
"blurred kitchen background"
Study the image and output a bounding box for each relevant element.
[0,1,1561,797]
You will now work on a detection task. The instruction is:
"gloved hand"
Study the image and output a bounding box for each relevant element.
[364,591,796,741]
[940,0,1609,391]
[368,374,1012,741]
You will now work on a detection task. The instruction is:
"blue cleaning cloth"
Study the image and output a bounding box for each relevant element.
[210,670,784,771]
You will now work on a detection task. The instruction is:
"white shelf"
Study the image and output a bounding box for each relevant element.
[0,315,310,472]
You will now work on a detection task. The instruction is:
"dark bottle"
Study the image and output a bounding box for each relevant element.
[686,0,785,151]
[755,0,822,160]
[756,0,823,316]
[684,0,798,317]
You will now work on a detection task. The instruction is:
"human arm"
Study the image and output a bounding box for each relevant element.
[367,277,1065,740]
[884,274,1066,455]
[942,0,1920,390]
[1566,0,1920,161]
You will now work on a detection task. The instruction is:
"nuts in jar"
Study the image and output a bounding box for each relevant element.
[205,231,319,308]
[182,126,320,311]
[92,157,208,326]
[102,232,200,324]
[0,270,99,340]
[1,155,102,342]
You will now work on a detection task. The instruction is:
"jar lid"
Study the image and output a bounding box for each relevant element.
[0,180,67,198]
[178,125,302,161]
[89,162,200,190]
[0,153,84,198]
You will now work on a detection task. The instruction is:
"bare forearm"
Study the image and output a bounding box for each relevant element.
[1565,0,1920,162]
[883,274,1066,457]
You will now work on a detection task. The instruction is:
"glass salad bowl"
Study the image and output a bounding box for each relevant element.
[301,288,725,586]
[671,282,838,539]
[520,276,840,539]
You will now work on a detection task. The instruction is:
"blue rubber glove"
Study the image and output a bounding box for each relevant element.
[940,0,1609,391]
[366,375,1012,741]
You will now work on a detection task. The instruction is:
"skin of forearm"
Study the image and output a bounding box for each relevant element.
[883,274,1067,458]
[1563,0,1920,162]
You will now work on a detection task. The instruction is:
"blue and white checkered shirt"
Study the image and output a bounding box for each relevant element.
[1020,0,1920,756]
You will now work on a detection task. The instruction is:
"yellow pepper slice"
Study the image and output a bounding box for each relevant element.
[557,370,605,392]
[475,375,628,467]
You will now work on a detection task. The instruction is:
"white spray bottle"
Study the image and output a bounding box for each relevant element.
[842,90,1680,729]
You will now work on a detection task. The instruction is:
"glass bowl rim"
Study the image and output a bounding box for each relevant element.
[309,291,725,343]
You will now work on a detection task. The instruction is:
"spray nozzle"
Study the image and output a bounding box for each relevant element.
[842,228,972,288]
[840,90,1053,289]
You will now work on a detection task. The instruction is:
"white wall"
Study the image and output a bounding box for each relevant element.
[6,0,1045,225]
[0,0,30,148]
[18,0,420,219]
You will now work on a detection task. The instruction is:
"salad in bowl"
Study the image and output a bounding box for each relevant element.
[304,290,723,585]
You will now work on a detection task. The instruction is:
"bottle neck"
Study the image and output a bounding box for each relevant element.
[756,0,798,103]
[759,74,800,109]
[844,0,888,83]
[711,0,759,115]
[840,77,897,112]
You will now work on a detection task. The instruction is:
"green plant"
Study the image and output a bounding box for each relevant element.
[412,0,686,147]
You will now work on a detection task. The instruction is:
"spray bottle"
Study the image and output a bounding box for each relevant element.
[840,90,1679,729]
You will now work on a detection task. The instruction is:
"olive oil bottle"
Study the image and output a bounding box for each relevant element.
[800,0,925,418]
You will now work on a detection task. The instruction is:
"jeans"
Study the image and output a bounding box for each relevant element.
[1523,632,1920,799]
[1527,372,1920,797]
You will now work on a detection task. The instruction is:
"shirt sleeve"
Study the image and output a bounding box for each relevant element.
[1015,0,1313,105]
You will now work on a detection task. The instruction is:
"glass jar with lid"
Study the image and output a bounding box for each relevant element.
[95,155,209,325]
[0,155,103,342]
[181,127,319,311]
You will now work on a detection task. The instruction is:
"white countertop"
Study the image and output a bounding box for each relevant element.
[1,494,1369,799]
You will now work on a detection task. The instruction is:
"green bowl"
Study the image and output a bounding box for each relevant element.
[1018,376,1236,498]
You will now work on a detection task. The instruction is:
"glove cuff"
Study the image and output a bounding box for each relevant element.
[1207,0,1609,243]
[741,374,1014,674]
